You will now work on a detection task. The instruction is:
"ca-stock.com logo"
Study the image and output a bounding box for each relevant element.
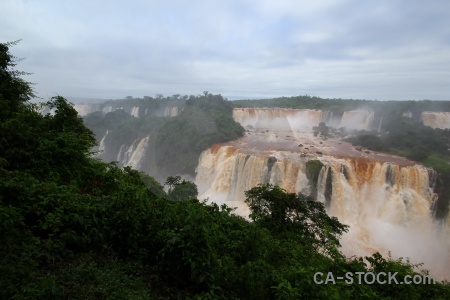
[313,272,435,285]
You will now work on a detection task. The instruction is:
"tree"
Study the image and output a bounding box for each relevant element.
[0,42,98,181]
[165,176,198,201]
[312,122,329,137]
[0,41,36,122]
[408,145,430,161]
[165,175,182,190]
[244,184,348,256]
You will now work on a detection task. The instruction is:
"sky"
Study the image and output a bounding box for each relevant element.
[2,0,450,101]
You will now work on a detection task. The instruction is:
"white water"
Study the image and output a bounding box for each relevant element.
[130,106,140,117]
[421,112,450,129]
[98,130,109,152]
[195,108,450,279]
[116,137,150,170]
[339,110,374,131]
[73,103,180,118]
[163,106,179,117]
[233,108,450,131]
[73,103,100,116]
[233,108,376,131]
[233,108,331,130]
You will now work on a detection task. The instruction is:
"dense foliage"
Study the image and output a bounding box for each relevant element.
[164,175,199,201]
[346,117,448,158]
[155,92,245,177]
[83,92,244,180]
[245,184,348,258]
[2,42,450,299]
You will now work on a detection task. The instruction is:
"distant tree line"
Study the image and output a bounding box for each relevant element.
[233,95,450,117]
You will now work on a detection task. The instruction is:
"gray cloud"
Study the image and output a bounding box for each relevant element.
[1,0,450,100]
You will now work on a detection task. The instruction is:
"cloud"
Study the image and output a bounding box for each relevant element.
[1,0,450,100]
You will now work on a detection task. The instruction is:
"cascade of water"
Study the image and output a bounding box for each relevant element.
[130,106,140,117]
[117,144,126,162]
[421,112,450,129]
[73,103,100,116]
[339,110,374,130]
[114,137,150,170]
[98,130,109,152]
[102,105,114,113]
[163,106,179,117]
[233,108,377,131]
[196,142,449,279]
[126,137,149,169]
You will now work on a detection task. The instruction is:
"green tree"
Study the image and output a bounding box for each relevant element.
[245,184,348,257]
[165,176,198,201]
[0,40,36,122]
[313,122,330,137]
[0,42,96,179]
[165,175,182,189]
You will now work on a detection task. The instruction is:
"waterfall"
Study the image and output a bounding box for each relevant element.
[115,137,150,170]
[233,108,376,131]
[163,106,179,117]
[98,130,109,152]
[196,144,449,279]
[130,106,140,117]
[421,112,450,129]
[338,110,375,131]
[73,103,100,116]
[232,108,331,130]
[196,147,437,223]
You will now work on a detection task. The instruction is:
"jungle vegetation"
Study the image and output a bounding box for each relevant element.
[83,92,244,180]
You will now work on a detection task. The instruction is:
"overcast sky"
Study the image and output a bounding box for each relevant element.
[2,0,450,101]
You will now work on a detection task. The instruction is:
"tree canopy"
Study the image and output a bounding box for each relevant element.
[245,184,348,257]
